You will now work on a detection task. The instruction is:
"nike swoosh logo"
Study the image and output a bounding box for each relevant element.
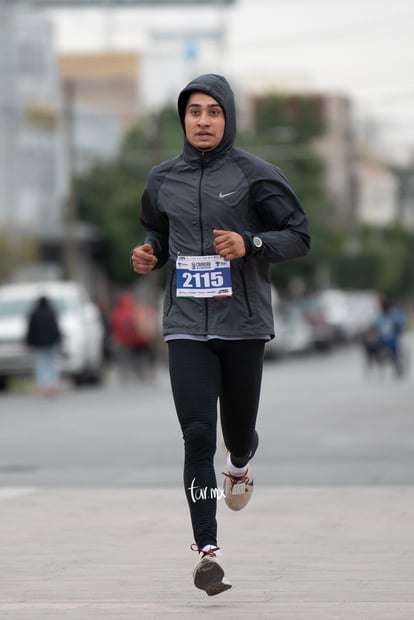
[219,191,238,199]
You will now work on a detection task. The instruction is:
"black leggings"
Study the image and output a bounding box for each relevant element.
[167,338,265,548]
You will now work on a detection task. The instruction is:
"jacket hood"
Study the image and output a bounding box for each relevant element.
[177,73,236,158]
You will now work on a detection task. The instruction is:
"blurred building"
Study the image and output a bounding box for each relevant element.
[141,27,226,109]
[249,91,357,226]
[0,3,112,291]
[246,89,414,231]
[356,154,399,226]
[0,2,66,233]
[313,96,357,225]
[393,164,414,229]
[63,99,121,175]
[59,52,141,134]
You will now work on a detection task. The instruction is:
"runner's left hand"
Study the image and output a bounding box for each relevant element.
[213,229,246,261]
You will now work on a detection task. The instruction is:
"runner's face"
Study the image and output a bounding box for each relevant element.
[184,92,225,151]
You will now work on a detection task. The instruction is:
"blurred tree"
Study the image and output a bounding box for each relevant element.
[76,105,182,283]
[254,94,324,144]
[76,164,143,283]
[0,230,40,283]
[334,224,414,298]
[0,231,12,282]
[238,93,342,293]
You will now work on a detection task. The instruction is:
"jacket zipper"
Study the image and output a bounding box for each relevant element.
[198,154,205,255]
[166,262,175,316]
[198,154,209,333]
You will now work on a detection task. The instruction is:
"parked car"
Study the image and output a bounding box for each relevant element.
[277,300,314,355]
[0,281,105,390]
[302,289,355,349]
[264,287,288,359]
[264,288,314,360]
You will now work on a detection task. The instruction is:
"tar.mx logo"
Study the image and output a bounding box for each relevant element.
[188,477,226,503]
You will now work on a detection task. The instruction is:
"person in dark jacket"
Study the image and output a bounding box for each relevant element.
[131,74,310,595]
[25,295,62,397]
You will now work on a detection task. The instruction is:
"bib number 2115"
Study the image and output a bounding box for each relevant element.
[176,255,232,298]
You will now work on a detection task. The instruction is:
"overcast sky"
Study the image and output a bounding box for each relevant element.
[48,0,414,163]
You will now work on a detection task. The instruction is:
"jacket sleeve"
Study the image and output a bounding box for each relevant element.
[248,167,310,263]
[139,172,170,269]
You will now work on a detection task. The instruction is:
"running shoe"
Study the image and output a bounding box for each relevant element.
[222,430,258,511]
[191,545,232,596]
[223,465,254,511]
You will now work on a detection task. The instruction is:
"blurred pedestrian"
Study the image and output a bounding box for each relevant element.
[25,295,62,397]
[363,294,406,377]
[110,292,157,382]
[131,73,310,595]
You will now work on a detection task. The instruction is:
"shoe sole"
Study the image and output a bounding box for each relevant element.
[224,480,253,511]
[193,559,232,596]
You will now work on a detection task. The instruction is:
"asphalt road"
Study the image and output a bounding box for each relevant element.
[1,337,413,488]
[1,339,414,620]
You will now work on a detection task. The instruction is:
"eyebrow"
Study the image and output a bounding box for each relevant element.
[187,103,222,110]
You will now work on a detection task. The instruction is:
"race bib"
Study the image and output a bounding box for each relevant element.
[176,255,232,298]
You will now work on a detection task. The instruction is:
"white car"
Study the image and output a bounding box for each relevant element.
[0,281,104,389]
[264,286,289,360]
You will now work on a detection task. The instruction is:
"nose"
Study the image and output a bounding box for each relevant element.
[197,111,211,125]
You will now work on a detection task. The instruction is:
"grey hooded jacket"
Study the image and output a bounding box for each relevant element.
[140,73,310,339]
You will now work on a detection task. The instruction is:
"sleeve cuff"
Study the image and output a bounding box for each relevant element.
[242,232,253,256]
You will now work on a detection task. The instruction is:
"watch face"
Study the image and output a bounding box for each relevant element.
[253,236,263,248]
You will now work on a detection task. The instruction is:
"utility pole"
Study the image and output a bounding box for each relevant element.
[62,80,78,281]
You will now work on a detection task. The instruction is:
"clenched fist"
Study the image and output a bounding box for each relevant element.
[131,243,158,274]
[213,229,246,261]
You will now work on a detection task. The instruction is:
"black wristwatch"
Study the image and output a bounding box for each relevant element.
[252,235,263,254]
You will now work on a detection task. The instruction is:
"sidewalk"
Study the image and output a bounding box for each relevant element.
[1,486,414,619]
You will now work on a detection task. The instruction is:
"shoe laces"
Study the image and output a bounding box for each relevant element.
[191,544,220,558]
[222,471,249,489]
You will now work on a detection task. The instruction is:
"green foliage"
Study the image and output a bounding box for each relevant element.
[76,105,184,283]
[254,94,324,143]
[0,230,12,282]
[333,225,414,298]
[0,230,40,283]
[76,163,146,282]
[334,253,381,290]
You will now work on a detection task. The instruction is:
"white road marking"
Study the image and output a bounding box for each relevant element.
[0,487,36,501]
